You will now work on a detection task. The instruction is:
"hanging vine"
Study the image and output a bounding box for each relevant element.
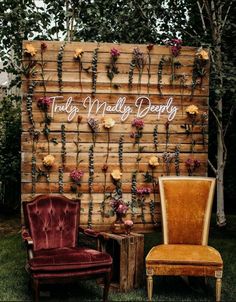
[26,81,36,127]
[88,144,94,228]
[131,172,137,220]
[91,47,98,97]
[153,125,158,153]
[174,145,181,176]
[57,43,66,94]
[118,135,124,172]
[146,44,154,96]
[58,124,66,194]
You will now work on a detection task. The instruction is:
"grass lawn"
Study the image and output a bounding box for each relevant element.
[0,215,235,301]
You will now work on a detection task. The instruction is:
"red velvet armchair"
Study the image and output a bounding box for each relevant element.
[21,195,113,302]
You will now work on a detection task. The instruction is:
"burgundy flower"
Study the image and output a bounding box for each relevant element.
[132,118,144,130]
[110,48,120,58]
[41,42,47,51]
[110,198,128,215]
[102,164,108,173]
[37,97,52,110]
[70,169,84,183]
[147,44,154,51]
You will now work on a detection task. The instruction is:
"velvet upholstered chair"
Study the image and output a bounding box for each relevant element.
[21,195,113,302]
[146,176,223,301]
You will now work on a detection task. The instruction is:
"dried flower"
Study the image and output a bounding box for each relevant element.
[185,158,201,176]
[24,44,37,57]
[164,38,182,57]
[102,164,108,172]
[37,96,52,110]
[149,156,159,167]
[110,47,120,59]
[77,115,83,124]
[132,118,144,129]
[137,187,151,195]
[88,117,99,132]
[41,42,47,51]
[147,44,154,51]
[196,48,209,61]
[74,48,84,60]
[43,154,55,167]
[111,169,122,181]
[70,168,84,182]
[102,117,115,129]
[110,197,128,214]
[124,219,134,226]
[186,105,199,115]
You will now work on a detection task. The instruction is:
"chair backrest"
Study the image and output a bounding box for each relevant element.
[22,195,80,251]
[159,176,216,245]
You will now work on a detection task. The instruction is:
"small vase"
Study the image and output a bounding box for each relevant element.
[110,213,125,234]
[124,224,132,235]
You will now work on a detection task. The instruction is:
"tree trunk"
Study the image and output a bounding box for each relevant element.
[213,29,226,226]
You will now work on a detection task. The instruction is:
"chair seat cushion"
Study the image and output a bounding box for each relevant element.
[29,247,112,272]
[146,244,223,266]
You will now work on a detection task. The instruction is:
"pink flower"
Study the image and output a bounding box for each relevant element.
[137,187,151,195]
[132,118,144,129]
[37,97,52,110]
[110,198,128,215]
[110,47,120,58]
[70,169,84,183]
[124,220,134,226]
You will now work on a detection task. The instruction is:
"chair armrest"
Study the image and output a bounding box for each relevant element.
[21,226,34,246]
[78,226,109,241]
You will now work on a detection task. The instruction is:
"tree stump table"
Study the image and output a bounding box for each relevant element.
[98,232,144,292]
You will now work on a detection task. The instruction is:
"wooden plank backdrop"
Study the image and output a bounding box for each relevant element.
[21,41,210,231]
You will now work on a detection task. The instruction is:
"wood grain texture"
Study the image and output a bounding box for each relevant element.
[21,41,210,231]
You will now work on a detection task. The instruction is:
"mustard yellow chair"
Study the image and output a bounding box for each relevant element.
[146,176,223,301]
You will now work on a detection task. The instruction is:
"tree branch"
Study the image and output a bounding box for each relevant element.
[197,1,207,35]
[208,159,217,175]
[222,0,233,31]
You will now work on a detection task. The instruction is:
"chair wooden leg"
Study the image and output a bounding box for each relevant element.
[147,275,153,301]
[216,278,222,302]
[33,279,39,302]
[103,272,111,302]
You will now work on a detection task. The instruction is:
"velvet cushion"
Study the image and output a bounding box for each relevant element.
[163,180,212,244]
[29,247,112,272]
[146,244,223,266]
[24,196,80,251]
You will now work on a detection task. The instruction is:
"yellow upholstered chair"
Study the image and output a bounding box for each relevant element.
[146,176,223,301]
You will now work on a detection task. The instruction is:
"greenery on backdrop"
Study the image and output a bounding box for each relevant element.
[0,0,235,224]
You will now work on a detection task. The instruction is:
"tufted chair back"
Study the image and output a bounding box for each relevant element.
[23,195,80,251]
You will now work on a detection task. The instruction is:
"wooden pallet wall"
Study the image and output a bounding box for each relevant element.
[21,41,209,231]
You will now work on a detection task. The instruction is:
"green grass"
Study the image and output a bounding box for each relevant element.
[0,216,236,301]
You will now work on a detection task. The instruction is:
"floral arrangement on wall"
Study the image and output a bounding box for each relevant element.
[22,41,209,231]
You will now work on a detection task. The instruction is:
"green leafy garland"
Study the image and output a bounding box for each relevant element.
[91,48,98,97]
[59,124,66,194]
[131,172,137,220]
[88,144,94,228]
[153,125,158,153]
[146,44,154,96]
[57,43,66,94]
[26,81,36,127]
[174,145,181,176]
[118,135,124,172]
[157,56,165,97]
